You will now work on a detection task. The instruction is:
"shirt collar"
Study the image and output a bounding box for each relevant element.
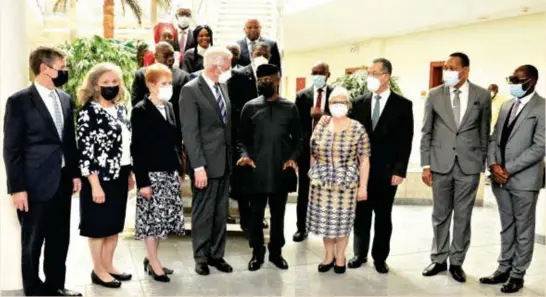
[373,88,391,100]
[247,37,260,45]
[201,72,217,89]
[517,91,535,105]
[314,85,326,94]
[34,81,56,99]
[450,80,469,94]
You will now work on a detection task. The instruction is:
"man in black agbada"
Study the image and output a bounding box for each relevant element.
[237,64,301,271]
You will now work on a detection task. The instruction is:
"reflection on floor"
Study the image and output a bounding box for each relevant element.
[6,197,546,296]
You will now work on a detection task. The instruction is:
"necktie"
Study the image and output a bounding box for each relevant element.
[508,99,521,125]
[50,91,64,139]
[312,89,323,130]
[214,83,227,123]
[371,95,381,130]
[179,30,186,60]
[452,89,461,128]
[249,41,256,59]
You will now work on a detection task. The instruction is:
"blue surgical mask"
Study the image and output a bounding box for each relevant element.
[509,84,527,98]
[443,70,460,87]
[312,75,326,89]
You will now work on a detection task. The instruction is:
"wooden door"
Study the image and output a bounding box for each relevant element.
[296,77,306,92]
[429,61,445,89]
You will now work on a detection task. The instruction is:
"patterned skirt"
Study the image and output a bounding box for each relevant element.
[306,184,357,238]
[135,171,185,240]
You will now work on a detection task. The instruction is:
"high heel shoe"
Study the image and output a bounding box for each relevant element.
[334,259,347,274]
[144,258,174,275]
[91,271,121,288]
[147,264,170,283]
[318,258,335,273]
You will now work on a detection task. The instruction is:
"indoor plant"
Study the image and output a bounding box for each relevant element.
[331,69,403,101]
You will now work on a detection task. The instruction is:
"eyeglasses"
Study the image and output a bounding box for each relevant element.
[506,76,530,85]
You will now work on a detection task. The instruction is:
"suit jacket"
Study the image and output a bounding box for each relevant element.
[173,28,196,53]
[131,66,190,125]
[420,82,492,174]
[487,93,545,191]
[3,85,79,201]
[179,75,232,178]
[131,98,183,189]
[181,48,203,74]
[236,37,282,72]
[351,91,414,182]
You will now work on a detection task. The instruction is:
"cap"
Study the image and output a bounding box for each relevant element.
[256,64,279,78]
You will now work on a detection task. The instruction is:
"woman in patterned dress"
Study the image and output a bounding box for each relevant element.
[130,63,185,283]
[306,87,370,274]
[77,63,134,288]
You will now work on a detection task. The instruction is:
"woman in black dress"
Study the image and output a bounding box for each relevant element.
[181,25,213,74]
[76,62,134,288]
[130,63,185,283]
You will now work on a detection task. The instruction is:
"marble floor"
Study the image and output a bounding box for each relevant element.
[5,197,546,296]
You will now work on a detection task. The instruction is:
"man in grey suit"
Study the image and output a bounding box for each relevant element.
[420,52,492,282]
[479,65,545,294]
[179,46,234,276]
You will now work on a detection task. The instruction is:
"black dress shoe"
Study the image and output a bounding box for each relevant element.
[248,255,265,271]
[479,270,510,284]
[374,262,389,274]
[195,263,210,275]
[318,258,335,273]
[144,257,174,275]
[51,288,83,296]
[147,264,170,282]
[422,262,447,276]
[501,277,524,293]
[449,265,466,283]
[269,255,289,270]
[91,271,121,288]
[292,230,308,242]
[109,272,132,281]
[348,256,367,269]
[208,258,233,273]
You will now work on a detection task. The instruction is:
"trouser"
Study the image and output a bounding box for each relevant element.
[430,160,480,265]
[296,161,310,232]
[18,170,72,296]
[353,180,397,263]
[191,175,230,264]
[492,185,538,278]
[249,192,288,257]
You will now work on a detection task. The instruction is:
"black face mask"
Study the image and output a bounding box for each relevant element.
[100,86,120,101]
[47,66,69,87]
[258,81,275,98]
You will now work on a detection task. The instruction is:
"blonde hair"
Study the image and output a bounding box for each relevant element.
[203,46,232,69]
[77,62,125,106]
[330,86,352,108]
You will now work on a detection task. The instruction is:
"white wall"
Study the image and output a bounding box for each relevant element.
[283,13,546,166]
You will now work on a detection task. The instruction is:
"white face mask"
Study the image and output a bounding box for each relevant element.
[312,75,326,89]
[177,16,191,30]
[330,103,348,118]
[253,56,268,69]
[158,85,173,101]
[367,76,381,92]
[218,69,232,83]
[443,70,460,87]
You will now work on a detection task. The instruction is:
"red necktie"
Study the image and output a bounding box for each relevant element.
[312,89,323,130]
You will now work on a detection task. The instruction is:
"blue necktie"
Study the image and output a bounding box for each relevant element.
[372,95,381,130]
[214,83,227,123]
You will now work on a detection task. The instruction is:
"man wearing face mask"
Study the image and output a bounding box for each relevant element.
[179,46,234,276]
[293,61,333,242]
[171,0,196,59]
[420,52,491,282]
[132,42,190,127]
[3,47,82,296]
[480,65,545,294]
[227,42,272,231]
[237,64,301,271]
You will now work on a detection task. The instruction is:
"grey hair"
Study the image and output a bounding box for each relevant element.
[329,87,352,108]
[203,46,233,69]
[372,57,393,74]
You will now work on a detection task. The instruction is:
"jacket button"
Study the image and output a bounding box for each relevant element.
[452,147,456,150]
[456,133,459,136]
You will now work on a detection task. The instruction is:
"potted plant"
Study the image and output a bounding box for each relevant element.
[331,69,403,100]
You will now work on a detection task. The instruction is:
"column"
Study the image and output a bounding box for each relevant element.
[0,0,28,291]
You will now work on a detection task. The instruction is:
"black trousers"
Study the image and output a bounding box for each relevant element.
[236,194,251,229]
[296,160,310,232]
[191,175,229,264]
[18,170,72,296]
[353,181,397,263]
[249,192,288,256]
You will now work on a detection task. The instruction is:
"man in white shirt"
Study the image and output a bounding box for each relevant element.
[420,52,491,283]
[236,19,282,72]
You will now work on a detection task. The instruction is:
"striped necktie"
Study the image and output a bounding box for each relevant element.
[214,83,227,123]
[50,91,64,139]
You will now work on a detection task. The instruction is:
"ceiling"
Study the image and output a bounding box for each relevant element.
[282,0,546,51]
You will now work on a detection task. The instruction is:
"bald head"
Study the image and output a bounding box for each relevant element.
[244,19,261,41]
[311,61,330,77]
[155,42,175,68]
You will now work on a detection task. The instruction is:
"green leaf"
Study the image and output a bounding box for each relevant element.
[331,70,403,101]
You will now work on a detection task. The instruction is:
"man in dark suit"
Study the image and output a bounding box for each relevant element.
[346,58,414,273]
[172,1,196,56]
[236,19,282,72]
[179,46,234,276]
[228,42,272,232]
[131,42,190,126]
[3,47,82,296]
[293,61,333,242]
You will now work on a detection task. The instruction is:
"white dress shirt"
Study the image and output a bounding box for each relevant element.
[246,37,260,58]
[450,80,470,124]
[512,91,535,117]
[371,88,391,119]
[313,86,326,112]
[34,81,65,167]
[103,106,132,166]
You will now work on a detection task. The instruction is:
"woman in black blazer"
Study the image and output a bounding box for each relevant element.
[130,63,185,283]
[181,25,213,74]
[77,62,134,288]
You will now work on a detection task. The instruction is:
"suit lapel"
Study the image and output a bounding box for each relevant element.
[57,91,71,123]
[324,85,333,114]
[220,83,231,123]
[362,95,373,132]
[509,93,538,141]
[197,76,224,124]
[496,99,513,143]
[440,86,458,131]
[29,85,60,139]
[240,39,250,63]
[373,92,395,134]
[459,83,477,129]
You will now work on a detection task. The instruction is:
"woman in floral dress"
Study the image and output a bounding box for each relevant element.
[306,87,370,274]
